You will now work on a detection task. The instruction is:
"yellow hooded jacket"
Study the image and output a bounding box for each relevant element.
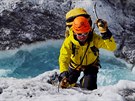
[59,29,117,73]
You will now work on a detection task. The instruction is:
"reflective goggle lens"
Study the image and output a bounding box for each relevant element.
[75,33,89,37]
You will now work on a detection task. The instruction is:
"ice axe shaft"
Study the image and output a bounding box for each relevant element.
[93,3,98,19]
[93,3,105,27]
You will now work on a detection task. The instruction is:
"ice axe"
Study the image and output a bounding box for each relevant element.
[93,3,105,27]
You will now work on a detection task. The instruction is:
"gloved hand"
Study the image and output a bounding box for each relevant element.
[60,77,70,88]
[59,71,69,88]
[96,19,108,33]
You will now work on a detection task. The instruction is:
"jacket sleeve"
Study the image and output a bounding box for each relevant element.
[59,38,72,73]
[94,30,117,51]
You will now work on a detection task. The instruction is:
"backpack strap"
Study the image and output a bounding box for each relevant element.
[90,46,101,68]
[90,46,99,56]
[71,42,76,57]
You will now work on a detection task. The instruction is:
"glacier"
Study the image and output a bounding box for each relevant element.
[0,69,135,101]
[0,0,135,101]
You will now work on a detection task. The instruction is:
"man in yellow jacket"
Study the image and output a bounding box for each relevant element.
[59,16,117,90]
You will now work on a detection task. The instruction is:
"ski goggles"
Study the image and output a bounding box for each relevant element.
[75,32,89,37]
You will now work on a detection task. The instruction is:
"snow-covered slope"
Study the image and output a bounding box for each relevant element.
[0,70,135,101]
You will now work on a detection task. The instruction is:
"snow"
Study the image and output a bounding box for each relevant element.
[0,0,21,13]
[0,70,135,101]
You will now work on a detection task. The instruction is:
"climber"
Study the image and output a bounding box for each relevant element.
[58,15,117,90]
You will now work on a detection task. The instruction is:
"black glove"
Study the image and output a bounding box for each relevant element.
[58,71,69,82]
[96,19,112,39]
[59,71,70,88]
[101,29,112,39]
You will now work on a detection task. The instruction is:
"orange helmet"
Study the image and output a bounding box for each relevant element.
[72,16,91,34]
